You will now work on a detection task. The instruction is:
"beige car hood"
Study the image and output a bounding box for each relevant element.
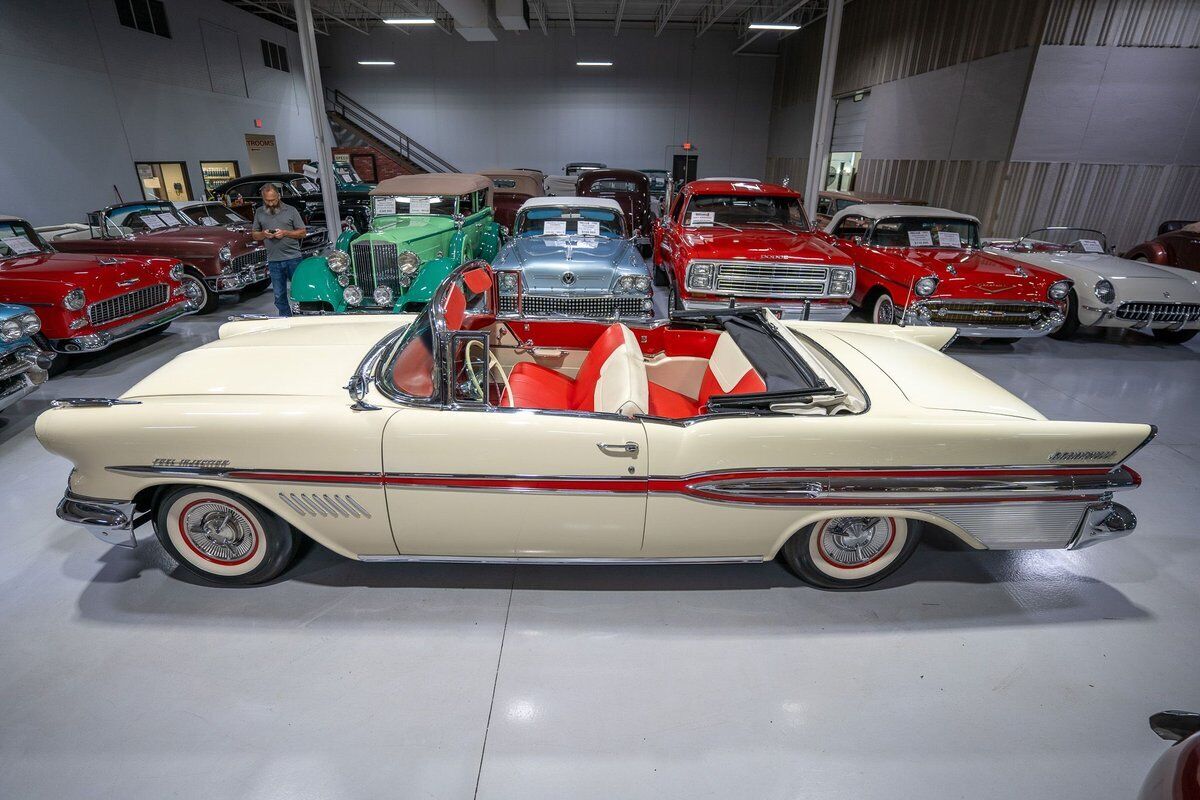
[124,316,406,399]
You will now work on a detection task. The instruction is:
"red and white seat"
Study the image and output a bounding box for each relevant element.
[503,323,649,416]
[647,331,766,418]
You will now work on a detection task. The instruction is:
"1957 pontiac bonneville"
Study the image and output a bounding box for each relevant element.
[39,262,1150,589]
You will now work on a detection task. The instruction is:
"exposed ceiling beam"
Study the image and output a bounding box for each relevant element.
[732,0,815,54]
[565,0,576,34]
[654,0,683,36]
[696,0,740,37]
[335,0,408,34]
[530,0,548,34]
[313,1,369,34]
[613,0,626,35]
[232,0,331,34]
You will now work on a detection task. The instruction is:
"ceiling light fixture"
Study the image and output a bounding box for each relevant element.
[357,60,395,65]
[748,22,801,30]
[576,61,613,67]
[384,18,436,24]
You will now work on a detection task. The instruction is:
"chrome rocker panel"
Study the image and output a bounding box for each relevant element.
[47,298,200,354]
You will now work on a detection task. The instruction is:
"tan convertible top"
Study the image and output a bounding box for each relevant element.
[370,173,492,197]
[480,170,544,197]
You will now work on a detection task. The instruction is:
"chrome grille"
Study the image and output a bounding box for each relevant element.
[926,301,1052,328]
[231,249,266,272]
[302,229,327,250]
[1115,302,1200,324]
[87,284,168,326]
[512,294,647,318]
[350,241,401,298]
[714,263,829,298]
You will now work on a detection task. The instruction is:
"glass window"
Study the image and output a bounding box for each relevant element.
[261,40,289,72]
[105,202,191,231]
[115,0,170,38]
[683,194,809,229]
[588,179,639,194]
[516,205,626,238]
[870,217,980,248]
[833,214,869,238]
[379,315,435,400]
[0,220,49,258]
[817,197,832,215]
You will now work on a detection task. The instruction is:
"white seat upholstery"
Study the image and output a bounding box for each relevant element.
[591,323,649,417]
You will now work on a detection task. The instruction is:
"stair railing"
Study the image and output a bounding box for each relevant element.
[325,88,459,174]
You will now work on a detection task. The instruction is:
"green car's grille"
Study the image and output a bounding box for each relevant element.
[350,241,402,298]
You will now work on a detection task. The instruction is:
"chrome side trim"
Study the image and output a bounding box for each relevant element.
[357,554,764,565]
[56,490,142,549]
[918,500,1095,549]
[51,398,141,408]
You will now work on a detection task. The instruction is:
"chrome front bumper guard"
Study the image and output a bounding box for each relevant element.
[207,264,269,292]
[900,302,1065,338]
[1067,501,1137,549]
[681,298,853,322]
[0,344,53,411]
[47,298,200,354]
[56,490,146,549]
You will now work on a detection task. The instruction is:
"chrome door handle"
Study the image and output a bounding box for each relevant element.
[596,441,639,456]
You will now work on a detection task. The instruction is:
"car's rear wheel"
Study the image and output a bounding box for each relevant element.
[781,516,920,590]
[871,292,896,325]
[1153,328,1198,344]
[153,487,298,585]
[1049,288,1081,340]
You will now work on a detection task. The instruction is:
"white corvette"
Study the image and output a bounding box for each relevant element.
[987,227,1200,343]
[38,262,1152,589]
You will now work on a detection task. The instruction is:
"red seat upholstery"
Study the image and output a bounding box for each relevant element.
[647,331,766,419]
[504,323,648,415]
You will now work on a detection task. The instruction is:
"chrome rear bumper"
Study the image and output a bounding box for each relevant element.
[56,490,144,549]
[1067,501,1137,549]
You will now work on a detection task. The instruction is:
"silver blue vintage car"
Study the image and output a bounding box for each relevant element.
[0,302,53,412]
[494,197,653,319]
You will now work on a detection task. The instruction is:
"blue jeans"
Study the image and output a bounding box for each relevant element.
[269,258,302,317]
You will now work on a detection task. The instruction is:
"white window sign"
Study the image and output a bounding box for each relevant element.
[688,211,715,227]
[577,220,601,236]
[1079,238,1104,253]
[299,181,319,193]
[200,216,220,226]
[142,214,166,230]
[409,198,431,215]
[2,236,39,255]
[373,197,396,215]
[937,231,962,248]
[156,213,179,228]
[907,230,934,247]
[543,220,568,236]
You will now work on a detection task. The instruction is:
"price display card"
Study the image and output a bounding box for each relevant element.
[937,231,961,248]
[688,211,715,227]
[1079,239,1104,253]
[907,230,934,247]
[1,236,39,255]
[142,214,166,230]
[577,220,601,236]
[373,197,396,215]
[409,198,432,215]
[543,220,568,236]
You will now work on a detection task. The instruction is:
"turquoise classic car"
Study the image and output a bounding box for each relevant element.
[0,302,54,413]
[290,173,501,314]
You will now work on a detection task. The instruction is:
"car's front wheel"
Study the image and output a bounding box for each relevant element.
[781,516,920,589]
[871,291,896,325]
[1049,288,1081,339]
[183,270,217,314]
[153,487,298,585]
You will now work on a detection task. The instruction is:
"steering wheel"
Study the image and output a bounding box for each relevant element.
[464,340,513,407]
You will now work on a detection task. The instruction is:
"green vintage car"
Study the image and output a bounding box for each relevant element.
[290,173,501,313]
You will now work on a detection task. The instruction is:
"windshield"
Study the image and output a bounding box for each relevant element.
[870,217,980,248]
[1019,227,1109,254]
[0,220,49,258]
[288,177,321,195]
[565,164,605,176]
[682,194,809,230]
[516,205,626,238]
[182,204,246,226]
[378,315,434,400]
[332,162,363,186]
[104,203,191,233]
[371,195,458,216]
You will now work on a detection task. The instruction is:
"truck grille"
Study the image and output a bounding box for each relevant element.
[1115,302,1200,324]
[925,301,1053,328]
[231,249,266,272]
[714,263,830,298]
[351,241,402,299]
[500,294,646,318]
[87,284,169,326]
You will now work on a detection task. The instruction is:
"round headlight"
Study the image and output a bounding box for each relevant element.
[634,276,651,293]
[337,274,350,287]
[498,272,518,293]
[0,320,21,342]
[373,286,394,306]
[914,276,939,297]
[327,250,350,274]
[344,286,363,306]
[1094,279,1115,304]
[170,262,185,281]
[617,276,636,292]
[1047,280,1071,301]
[20,313,41,336]
[398,251,421,274]
[218,245,232,263]
[63,288,86,311]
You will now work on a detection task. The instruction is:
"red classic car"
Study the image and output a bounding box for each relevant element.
[578,169,654,254]
[1139,711,1200,800]
[38,201,268,314]
[0,215,200,367]
[653,179,856,320]
[481,170,545,232]
[1124,220,1200,274]
[825,204,1072,340]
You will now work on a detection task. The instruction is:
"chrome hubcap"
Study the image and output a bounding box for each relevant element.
[183,502,255,563]
[876,298,894,324]
[820,517,892,567]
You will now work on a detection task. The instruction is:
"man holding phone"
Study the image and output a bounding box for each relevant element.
[252,183,307,316]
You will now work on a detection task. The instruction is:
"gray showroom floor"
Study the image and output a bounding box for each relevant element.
[1,290,1198,799]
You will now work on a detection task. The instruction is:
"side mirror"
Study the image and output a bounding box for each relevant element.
[345,373,379,411]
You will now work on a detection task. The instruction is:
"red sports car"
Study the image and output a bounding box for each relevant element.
[825,204,1072,340]
[1123,219,1200,275]
[0,215,200,368]
[653,178,856,320]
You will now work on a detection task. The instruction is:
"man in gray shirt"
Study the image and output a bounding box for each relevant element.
[252,184,307,316]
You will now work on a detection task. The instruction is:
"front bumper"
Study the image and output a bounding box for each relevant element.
[681,297,853,322]
[901,300,1065,338]
[56,490,144,549]
[47,297,200,354]
[0,343,54,412]
[1084,302,1200,331]
[1067,501,1137,549]
[207,263,269,293]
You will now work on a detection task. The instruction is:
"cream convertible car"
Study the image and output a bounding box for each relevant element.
[38,263,1152,589]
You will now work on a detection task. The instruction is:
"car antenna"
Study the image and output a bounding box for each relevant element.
[897,277,916,327]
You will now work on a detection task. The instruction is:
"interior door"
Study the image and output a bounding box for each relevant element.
[382,408,648,558]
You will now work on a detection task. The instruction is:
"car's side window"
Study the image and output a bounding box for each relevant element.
[670,193,685,224]
[834,215,869,238]
[458,193,476,215]
[817,197,832,215]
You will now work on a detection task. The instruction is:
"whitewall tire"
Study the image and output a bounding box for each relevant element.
[153,487,297,585]
[782,516,920,589]
[872,292,896,325]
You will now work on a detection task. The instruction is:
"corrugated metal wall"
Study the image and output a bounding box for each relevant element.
[1043,0,1200,47]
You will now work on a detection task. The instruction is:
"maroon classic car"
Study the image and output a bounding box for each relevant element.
[1139,711,1200,800]
[38,201,268,314]
[579,169,653,254]
[0,215,199,368]
[1124,220,1200,275]
[481,170,545,232]
[652,178,856,319]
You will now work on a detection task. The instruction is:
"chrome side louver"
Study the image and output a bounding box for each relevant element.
[278,492,371,519]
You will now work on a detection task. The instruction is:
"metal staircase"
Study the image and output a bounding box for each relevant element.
[324,88,459,174]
